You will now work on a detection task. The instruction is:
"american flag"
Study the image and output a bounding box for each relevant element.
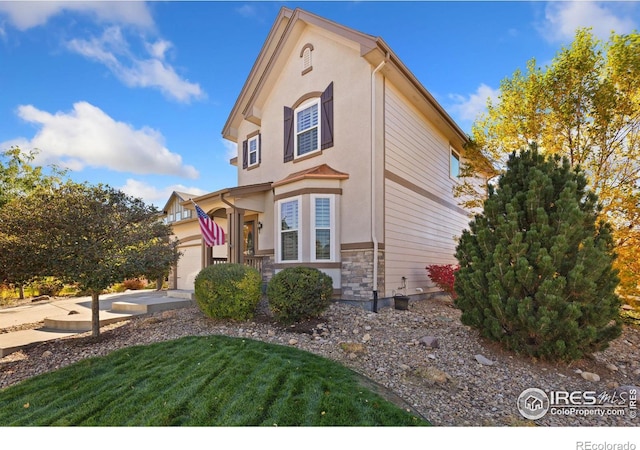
[192,201,225,247]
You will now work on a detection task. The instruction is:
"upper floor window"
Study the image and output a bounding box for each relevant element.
[242,133,261,169]
[248,135,260,167]
[295,99,320,157]
[450,148,460,179]
[283,82,333,163]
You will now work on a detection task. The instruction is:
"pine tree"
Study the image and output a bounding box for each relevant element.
[454,145,621,361]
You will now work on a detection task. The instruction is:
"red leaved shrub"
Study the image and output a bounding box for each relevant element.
[426,264,459,299]
[122,278,147,290]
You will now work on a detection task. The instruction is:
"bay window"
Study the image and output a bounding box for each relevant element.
[279,198,300,261]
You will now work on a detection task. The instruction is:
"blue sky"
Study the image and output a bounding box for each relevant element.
[1,1,638,208]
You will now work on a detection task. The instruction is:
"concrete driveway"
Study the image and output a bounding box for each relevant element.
[0,290,169,330]
[0,290,190,357]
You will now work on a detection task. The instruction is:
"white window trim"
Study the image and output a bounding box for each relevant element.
[248,134,260,167]
[277,196,302,263]
[294,98,321,159]
[310,194,335,262]
[450,147,461,181]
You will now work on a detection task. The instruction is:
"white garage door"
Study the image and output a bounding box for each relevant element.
[177,245,202,291]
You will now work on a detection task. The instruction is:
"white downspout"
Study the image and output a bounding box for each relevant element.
[371,57,387,311]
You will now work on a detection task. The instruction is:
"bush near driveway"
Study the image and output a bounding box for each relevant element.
[194,263,262,321]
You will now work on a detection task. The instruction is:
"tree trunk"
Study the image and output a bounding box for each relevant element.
[91,291,100,338]
[156,276,163,291]
[18,284,24,300]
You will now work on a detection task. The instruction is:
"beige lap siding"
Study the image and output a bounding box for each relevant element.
[383,84,469,298]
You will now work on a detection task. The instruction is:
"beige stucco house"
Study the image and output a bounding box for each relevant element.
[164,7,475,309]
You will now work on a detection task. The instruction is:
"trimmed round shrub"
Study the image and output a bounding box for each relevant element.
[194,263,262,321]
[267,267,333,324]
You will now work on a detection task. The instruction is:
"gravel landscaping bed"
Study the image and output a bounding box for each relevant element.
[1,295,638,426]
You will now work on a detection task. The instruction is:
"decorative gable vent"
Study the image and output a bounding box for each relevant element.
[300,43,314,75]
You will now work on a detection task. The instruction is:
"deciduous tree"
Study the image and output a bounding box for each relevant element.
[3,181,179,336]
[459,29,640,301]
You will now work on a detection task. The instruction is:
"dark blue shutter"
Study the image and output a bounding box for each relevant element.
[258,133,262,164]
[242,139,248,169]
[321,82,334,150]
[283,106,294,162]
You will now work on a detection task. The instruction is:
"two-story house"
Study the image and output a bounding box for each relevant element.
[165,7,475,309]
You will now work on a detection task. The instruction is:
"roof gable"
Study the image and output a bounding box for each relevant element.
[161,191,197,214]
[222,7,467,147]
[272,164,349,188]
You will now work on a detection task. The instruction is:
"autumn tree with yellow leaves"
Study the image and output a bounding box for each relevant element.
[458,29,640,303]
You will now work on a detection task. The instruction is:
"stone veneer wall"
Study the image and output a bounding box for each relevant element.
[340,248,385,302]
[260,255,275,292]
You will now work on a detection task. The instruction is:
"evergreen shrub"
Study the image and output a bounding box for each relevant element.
[194,263,262,321]
[454,146,622,361]
[267,267,333,324]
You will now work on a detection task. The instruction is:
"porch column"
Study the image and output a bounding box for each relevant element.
[226,207,245,264]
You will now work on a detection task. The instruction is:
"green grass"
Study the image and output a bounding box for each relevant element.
[0,335,429,426]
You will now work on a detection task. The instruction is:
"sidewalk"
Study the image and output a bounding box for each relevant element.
[0,290,194,357]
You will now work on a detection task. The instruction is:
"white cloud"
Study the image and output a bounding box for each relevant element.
[120,179,207,207]
[67,26,204,103]
[236,4,259,18]
[0,1,154,31]
[3,101,199,179]
[449,84,500,123]
[539,1,637,42]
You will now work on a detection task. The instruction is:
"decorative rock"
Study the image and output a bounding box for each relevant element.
[419,336,440,349]
[41,351,53,358]
[415,366,451,383]
[581,371,600,382]
[267,329,276,337]
[606,364,618,372]
[362,333,371,342]
[288,339,298,346]
[427,354,436,360]
[575,369,583,374]
[475,354,495,366]
[633,368,640,376]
